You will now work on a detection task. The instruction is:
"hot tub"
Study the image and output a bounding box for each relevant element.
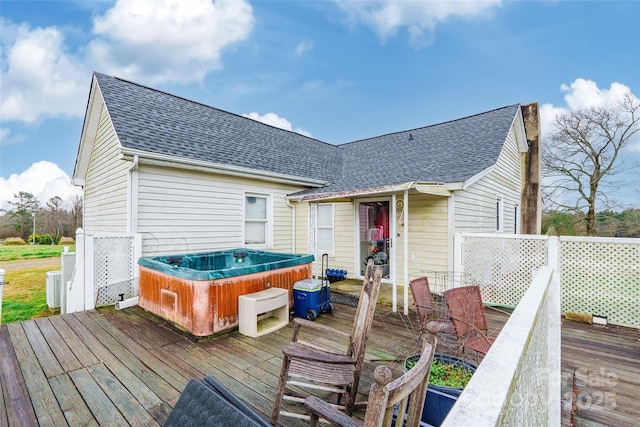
[138,249,313,336]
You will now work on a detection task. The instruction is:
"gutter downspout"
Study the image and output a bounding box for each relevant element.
[127,155,139,234]
[285,199,296,253]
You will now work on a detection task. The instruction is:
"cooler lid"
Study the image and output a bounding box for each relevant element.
[294,278,323,291]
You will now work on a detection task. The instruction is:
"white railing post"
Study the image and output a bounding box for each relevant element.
[547,235,560,274]
[65,228,85,314]
[85,234,95,310]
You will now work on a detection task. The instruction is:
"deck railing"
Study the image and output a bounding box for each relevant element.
[64,228,142,314]
[442,266,561,426]
[455,233,640,328]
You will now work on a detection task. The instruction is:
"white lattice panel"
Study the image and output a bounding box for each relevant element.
[561,238,640,328]
[500,289,550,425]
[94,236,136,307]
[461,235,547,307]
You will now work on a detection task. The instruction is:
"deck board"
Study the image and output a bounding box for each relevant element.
[6,322,67,427]
[48,373,98,426]
[0,325,37,426]
[0,301,638,426]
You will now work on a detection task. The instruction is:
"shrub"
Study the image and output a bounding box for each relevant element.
[2,237,27,245]
[37,234,58,245]
[59,236,75,245]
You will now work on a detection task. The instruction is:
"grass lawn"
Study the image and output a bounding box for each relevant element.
[0,245,67,323]
[0,244,74,261]
[1,265,60,323]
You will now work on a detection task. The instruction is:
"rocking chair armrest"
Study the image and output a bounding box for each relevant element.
[283,342,356,364]
[305,396,362,427]
[292,318,351,338]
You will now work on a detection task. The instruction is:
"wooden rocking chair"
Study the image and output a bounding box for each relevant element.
[270,259,383,425]
[304,335,437,427]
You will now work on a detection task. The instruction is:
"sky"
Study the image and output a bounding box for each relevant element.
[1,0,639,212]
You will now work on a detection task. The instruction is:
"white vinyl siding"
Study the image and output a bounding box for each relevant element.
[136,165,303,256]
[454,125,522,234]
[83,108,129,233]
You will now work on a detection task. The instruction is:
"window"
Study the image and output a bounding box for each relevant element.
[317,204,334,254]
[245,194,270,245]
[514,205,520,234]
[496,198,503,232]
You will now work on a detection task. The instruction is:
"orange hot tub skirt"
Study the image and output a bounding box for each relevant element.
[139,263,312,336]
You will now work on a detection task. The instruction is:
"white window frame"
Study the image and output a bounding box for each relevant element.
[316,203,334,256]
[243,192,272,247]
[496,197,504,232]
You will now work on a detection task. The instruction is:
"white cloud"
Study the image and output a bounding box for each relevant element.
[243,112,312,137]
[0,127,27,147]
[87,0,255,84]
[0,0,255,125]
[0,161,82,211]
[295,40,314,56]
[0,20,88,124]
[540,79,640,151]
[334,0,501,47]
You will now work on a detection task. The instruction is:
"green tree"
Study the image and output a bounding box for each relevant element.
[5,192,42,241]
[542,92,640,236]
[542,210,580,236]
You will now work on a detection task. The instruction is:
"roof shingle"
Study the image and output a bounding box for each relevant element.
[94,73,520,196]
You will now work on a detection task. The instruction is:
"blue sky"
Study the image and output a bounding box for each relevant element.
[1,0,639,211]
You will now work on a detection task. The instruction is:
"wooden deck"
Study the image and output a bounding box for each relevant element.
[1,300,638,426]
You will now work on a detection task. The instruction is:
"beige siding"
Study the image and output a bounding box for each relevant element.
[293,201,309,255]
[83,108,129,233]
[454,125,523,234]
[394,194,449,286]
[293,201,356,278]
[297,195,448,285]
[329,201,356,276]
[137,165,304,256]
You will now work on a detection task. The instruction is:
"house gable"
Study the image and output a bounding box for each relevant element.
[75,73,528,201]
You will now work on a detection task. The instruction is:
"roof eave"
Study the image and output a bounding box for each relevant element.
[120,149,329,188]
[290,181,454,202]
[73,73,104,186]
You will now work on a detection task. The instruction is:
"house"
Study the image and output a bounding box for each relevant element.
[72,72,540,312]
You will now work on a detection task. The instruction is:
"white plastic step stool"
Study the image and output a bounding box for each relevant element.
[238,287,289,337]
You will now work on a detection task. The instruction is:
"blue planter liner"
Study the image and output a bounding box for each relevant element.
[403,354,477,427]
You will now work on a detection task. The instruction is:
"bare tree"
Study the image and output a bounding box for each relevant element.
[44,196,64,243]
[543,93,640,236]
[69,194,83,232]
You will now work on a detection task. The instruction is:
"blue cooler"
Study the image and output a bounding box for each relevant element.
[293,279,327,321]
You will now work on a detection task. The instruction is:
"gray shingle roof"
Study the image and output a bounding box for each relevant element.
[296,103,521,197]
[95,73,341,183]
[94,73,520,196]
